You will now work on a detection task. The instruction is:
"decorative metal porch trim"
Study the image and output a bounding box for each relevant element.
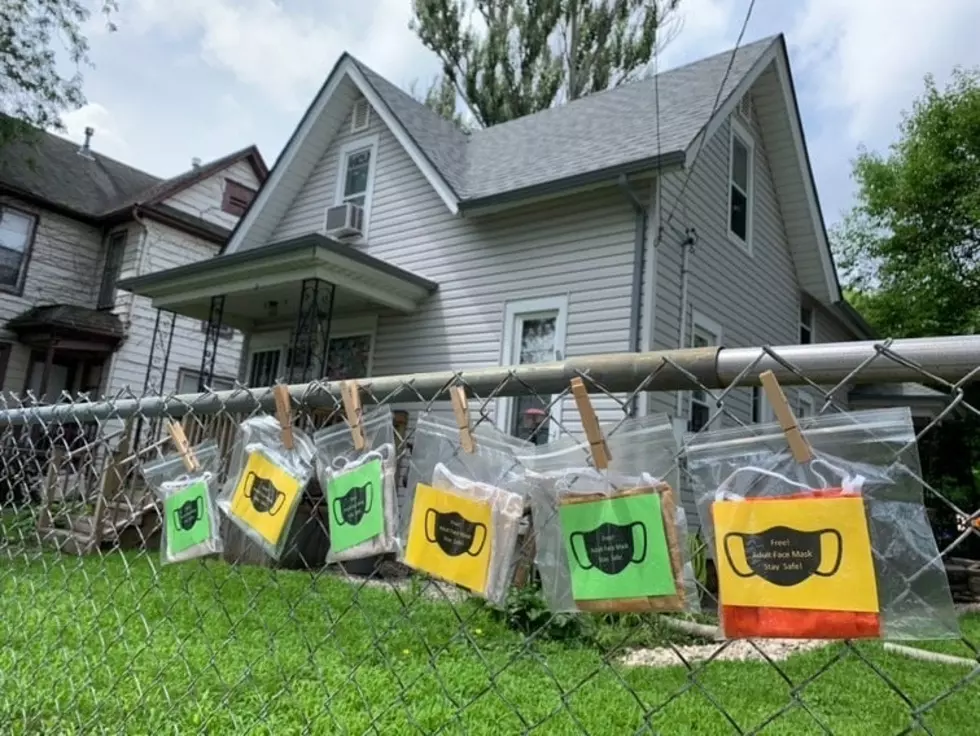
[289,278,336,383]
[198,296,226,391]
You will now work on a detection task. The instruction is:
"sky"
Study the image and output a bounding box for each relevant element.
[57,0,980,228]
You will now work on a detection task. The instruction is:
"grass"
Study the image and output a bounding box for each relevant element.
[0,551,977,735]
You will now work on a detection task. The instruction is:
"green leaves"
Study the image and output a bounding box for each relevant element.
[0,0,116,148]
[410,0,680,127]
[835,68,980,338]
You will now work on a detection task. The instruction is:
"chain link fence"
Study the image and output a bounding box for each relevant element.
[0,337,978,735]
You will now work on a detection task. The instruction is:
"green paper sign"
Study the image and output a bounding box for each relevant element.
[164,480,212,555]
[559,493,676,601]
[327,458,385,553]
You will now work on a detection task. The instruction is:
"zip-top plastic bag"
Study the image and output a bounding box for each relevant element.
[400,414,532,606]
[685,406,958,640]
[218,414,315,560]
[314,405,400,564]
[142,439,224,565]
[522,413,697,614]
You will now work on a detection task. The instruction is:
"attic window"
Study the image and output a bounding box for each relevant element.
[351,98,371,133]
[737,94,752,123]
[222,180,256,217]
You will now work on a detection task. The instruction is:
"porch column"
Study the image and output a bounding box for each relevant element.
[37,340,56,402]
[289,278,335,383]
[198,295,226,391]
[142,309,177,394]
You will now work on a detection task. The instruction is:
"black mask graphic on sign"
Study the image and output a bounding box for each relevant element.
[723,526,843,587]
[243,472,286,516]
[174,497,204,531]
[425,509,487,557]
[333,483,373,526]
[569,521,647,576]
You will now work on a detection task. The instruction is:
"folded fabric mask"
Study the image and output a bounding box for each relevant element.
[712,463,881,640]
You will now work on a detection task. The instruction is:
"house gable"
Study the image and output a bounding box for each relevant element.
[223,56,460,255]
[163,158,263,230]
[686,37,841,306]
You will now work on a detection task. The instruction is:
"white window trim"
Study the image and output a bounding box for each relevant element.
[350,98,371,134]
[727,116,754,253]
[496,295,569,441]
[797,391,816,418]
[686,311,723,431]
[800,303,816,344]
[244,346,285,387]
[245,316,378,384]
[176,367,236,394]
[752,385,775,424]
[331,134,379,240]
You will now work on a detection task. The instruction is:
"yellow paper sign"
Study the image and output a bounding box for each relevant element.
[712,495,879,613]
[228,450,303,545]
[404,483,493,595]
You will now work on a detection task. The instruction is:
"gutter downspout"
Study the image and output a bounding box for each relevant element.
[674,227,698,416]
[617,174,648,418]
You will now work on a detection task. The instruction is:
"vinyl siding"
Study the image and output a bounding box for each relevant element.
[105,220,242,396]
[0,196,102,397]
[164,160,261,230]
[265,97,639,432]
[652,109,801,425]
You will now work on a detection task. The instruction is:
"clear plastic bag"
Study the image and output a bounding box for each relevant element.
[400,414,532,606]
[314,406,399,564]
[142,440,224,565]
[218,415,315,561]
[521,413,697,614]
[685,406,959,640]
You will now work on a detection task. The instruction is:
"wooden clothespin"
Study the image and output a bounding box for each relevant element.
[449,384,475,453]
[273,384,294,450]
[340,380,366,451]
[759,370,813,464]
[167,420,200,473]
[570,377,611,469]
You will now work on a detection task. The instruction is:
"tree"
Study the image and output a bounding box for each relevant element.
[410,75,468,129]
[834,69,980,552]
[0,0,117,147]
[834,68,980,338]
[410,0,680,128]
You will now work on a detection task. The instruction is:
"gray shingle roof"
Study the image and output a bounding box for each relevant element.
[0,119,161,218]
[0,118,266,220]
[352,35,778,203]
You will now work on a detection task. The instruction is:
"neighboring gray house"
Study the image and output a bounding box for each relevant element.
[0,121,267,405]
[120,34,940,446]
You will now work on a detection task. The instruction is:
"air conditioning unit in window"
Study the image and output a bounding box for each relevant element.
[324,203,364,239]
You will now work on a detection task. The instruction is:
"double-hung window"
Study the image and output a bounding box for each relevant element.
[688,312,723,433]
[97,230,127,309]
[800,305,815,344]
[728,118,754,249]
[0,206,38,292]
[335,135,378,237]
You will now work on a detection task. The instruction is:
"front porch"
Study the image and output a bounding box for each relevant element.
[119,233,437,392]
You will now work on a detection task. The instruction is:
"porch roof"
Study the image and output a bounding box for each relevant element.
[118,234,438,329]
[848,382,950,420]
[7,305,125,352]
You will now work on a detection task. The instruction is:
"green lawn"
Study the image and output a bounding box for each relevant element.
[0,551,977,735]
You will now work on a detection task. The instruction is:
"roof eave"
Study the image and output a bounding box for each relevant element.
[119,233,438,296]
[458,151,686,214]
[222,57,461,256]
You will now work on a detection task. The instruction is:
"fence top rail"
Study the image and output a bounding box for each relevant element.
[0,336,977,428]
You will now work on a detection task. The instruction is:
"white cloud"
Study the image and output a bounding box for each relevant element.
[791,0,980,144]
[122,0,434,110]
[59,102,131,160]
